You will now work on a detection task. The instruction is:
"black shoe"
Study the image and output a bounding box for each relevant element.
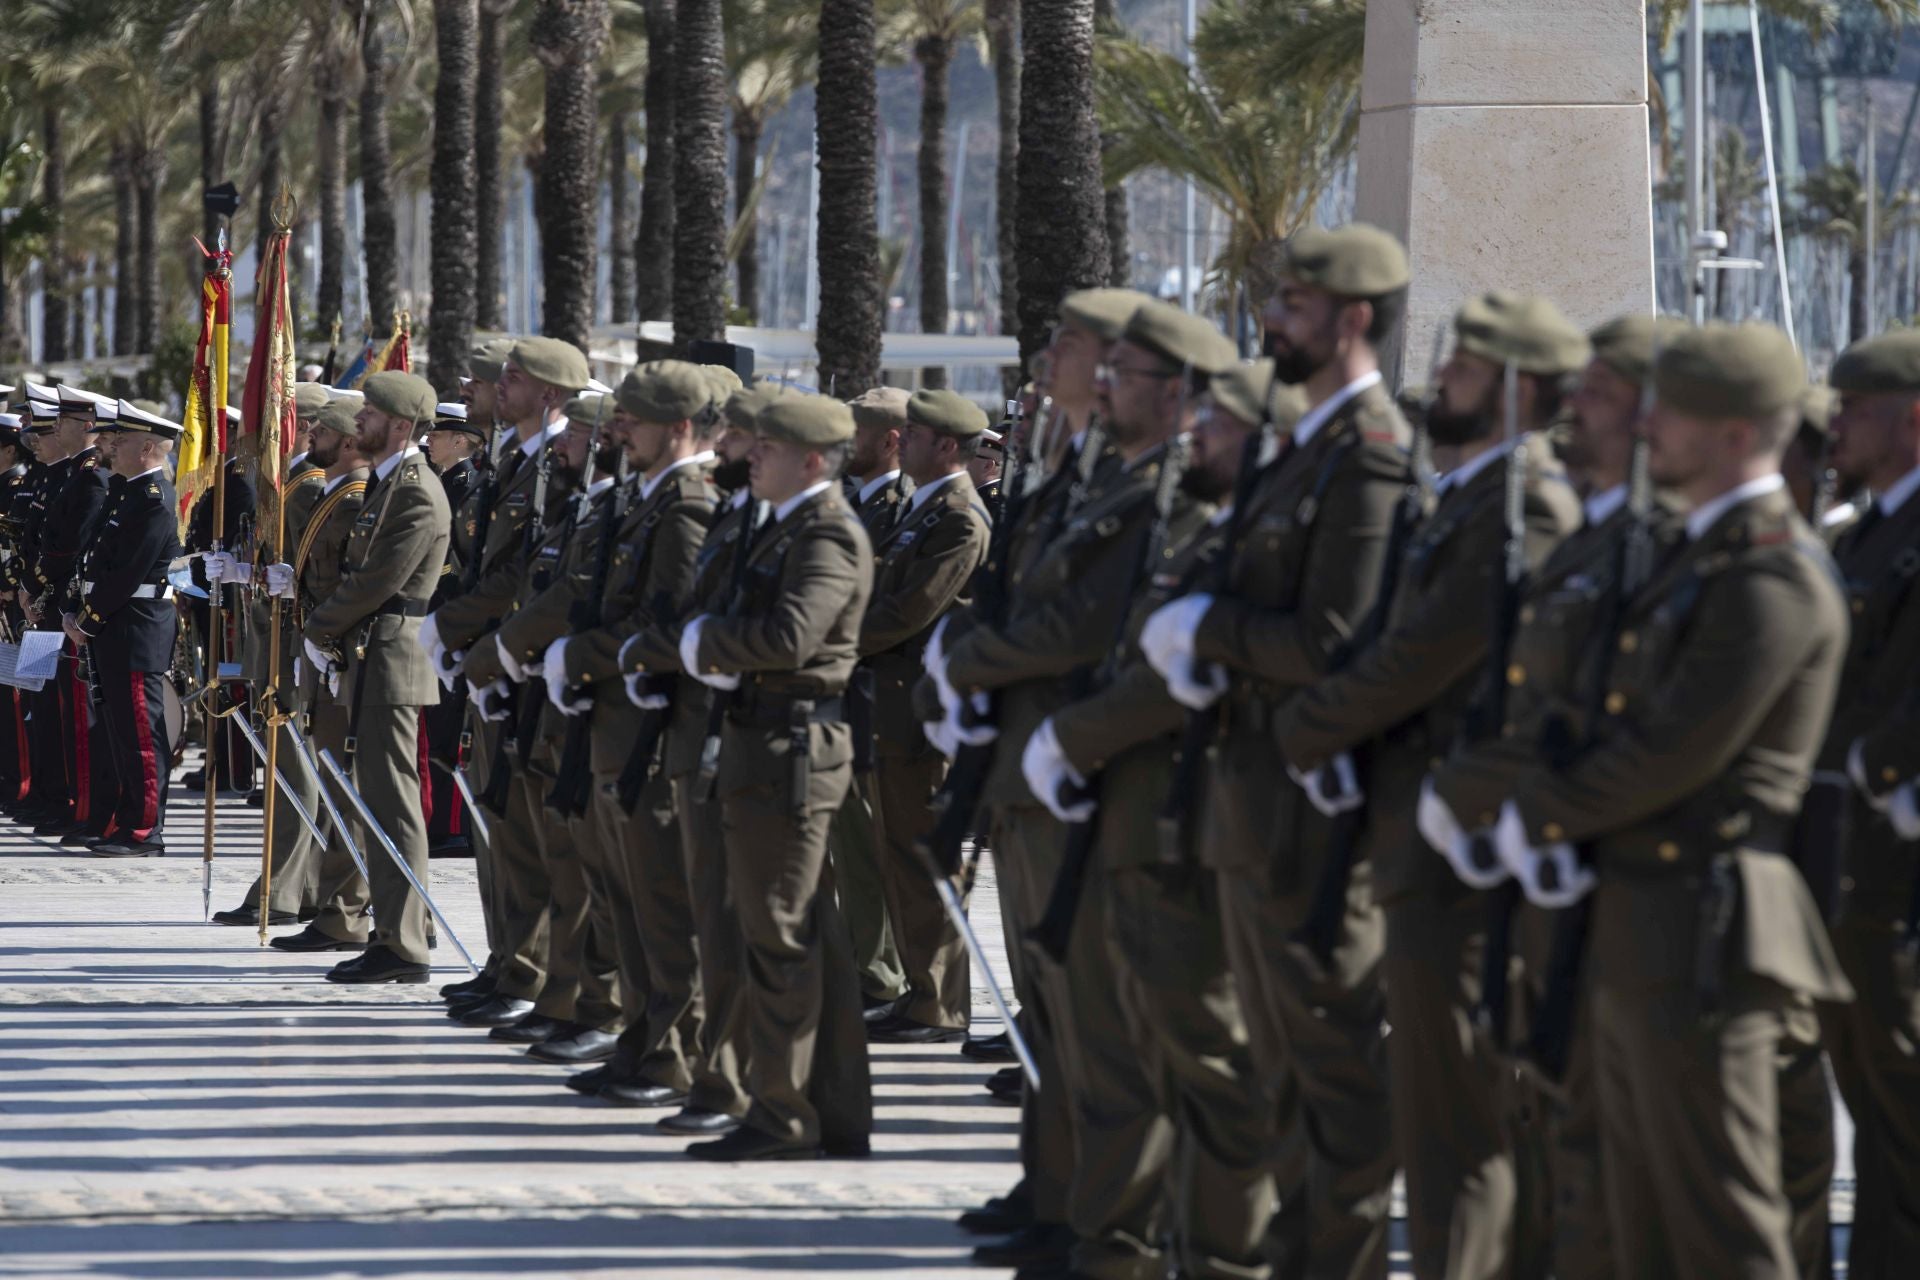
[91,839,165,858]
[861,993,905,1024]
[867,1015,967,1044]
[446,991,499,1018]
[527,1027,619,1063]
[657,1106,742,1135]
[212,905,299,927]
[245,788,264,809]
[597,1080,688,1108]
[269,925,367,953]
[565,1064,618,1095]
[820,1136,871,1159]
[325,945,430,985]
[684,1127,821,1162]
[451,996,536,1027]
[971,1223,1074,1270]
[960,1031,1018,1063]
[60,827,107,848]
[958,1192,1035,1236]
[986,1064,1024,1102]
[441,969,496,1000]
[490,1014,569,1044]
[428,836,472,858]
[34,816,81,837]
[182,768,207,792]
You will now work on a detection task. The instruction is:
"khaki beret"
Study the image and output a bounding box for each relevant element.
[724,384,776,431]
[1798,384,1838,436]
[698,363,744,407]
[617,360,711,423]
[293,382,331,417]
[508,336,591,392]
[1829,329,1920,395]
[757,394,855,449]
[1654,322,1805,419]
[1060,288,1149,341]
[315,398,360,435]
[848,385,911,430]
[1280,224,1410,298]
[906,389,989,439]
[469,336,516,383]
[1587,313,1690,386]
[1207,360,1277,428]
[1454,291,1590,376]
[1123,299,1239,375]
[361,370,438,423]
[564,391,614,424]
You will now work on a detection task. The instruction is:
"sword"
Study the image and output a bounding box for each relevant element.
[318,747,482,976]
[919,843,1039,1090]
[427,756,492,845]
[229,713,332,856]
[278,717,376,888]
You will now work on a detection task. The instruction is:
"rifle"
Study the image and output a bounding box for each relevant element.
[1029,399,1194,964]
[1472,361,1535,1052]
[443,422,505,786]
[546,452,631,817]
[692,496,770,801]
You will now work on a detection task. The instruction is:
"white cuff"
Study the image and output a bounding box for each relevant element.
[496,633,528,683]
[1166,657,1228,711]
[680,616,733,687]
[1287,752,1363,817]
[1140,593,1214,682]
[1517,840,1596,909]
[924,615,962,716]
[924,714,961,759]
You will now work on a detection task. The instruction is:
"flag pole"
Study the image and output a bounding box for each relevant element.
[256,189,298,947]
[201,231,233,921]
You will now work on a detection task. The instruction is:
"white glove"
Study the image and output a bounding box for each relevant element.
[544,637,591,715]
[263,562,295,598]
[292,654,308,687]
[302,638,334,680]
[204,551,251,585]
[1287,753,1364,818]
[618,633,645,674]
[1022,717,1094,823]
[328,668,339,698]
[496,633,529,683]
[1848,738,1895,812]
[417,613,442,659]
[433,644,463,694]
[1140,593,1214,681]
[1166,656,1229,711]
[1515,839,1596,909]
[625,672,671,710]
[949,691,998,747]
[1418,776,1509,889]
[681,616,741,691]
[477,678,515,722]
[923,715,962,759]
[924,616,962,716]
[1891,783,1920,841]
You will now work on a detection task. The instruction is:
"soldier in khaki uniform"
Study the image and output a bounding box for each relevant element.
[1813,330,1920,1280]
[645,393,874,1162]
[1140,227,1411,1279]
[858,390,993,1043]
[429,336,590,1023]
[301,371,451,983]
[1271,291,1584,1280]
[212,381,334,926]
[1030,355,1282,1280]
[270,399,376,953]
[1484,322,1853,1278]
[942,299,1231,1278]
[946,287,1144,1265]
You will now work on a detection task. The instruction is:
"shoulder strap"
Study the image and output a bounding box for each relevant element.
[295,481,368,577]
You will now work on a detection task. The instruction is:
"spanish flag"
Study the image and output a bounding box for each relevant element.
[176,240,233,535]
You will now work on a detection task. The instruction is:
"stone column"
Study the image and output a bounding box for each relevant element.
[1355,0,1657,381]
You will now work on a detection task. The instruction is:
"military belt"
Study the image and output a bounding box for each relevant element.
[1600,808,1794,879]
[79,581,173,599]
[371,597,432,618]
[726,693,844,730]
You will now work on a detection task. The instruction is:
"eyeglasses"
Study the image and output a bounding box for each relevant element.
[1095,363,1179,386]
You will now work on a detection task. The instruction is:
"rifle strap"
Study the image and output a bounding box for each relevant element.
[295,481,368,579]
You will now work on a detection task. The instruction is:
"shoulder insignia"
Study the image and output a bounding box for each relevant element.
[146,483,160,497]
[465,517,478,538]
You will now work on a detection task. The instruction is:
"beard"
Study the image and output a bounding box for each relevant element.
[1178,462,1232,504]
[1425,401,1497,448]
[1264,331,1327,386]
[711,455,751,491]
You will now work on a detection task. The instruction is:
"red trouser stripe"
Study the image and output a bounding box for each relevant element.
[70,659,90,825]
[128,673,159,838]
[416,711,434,829]
[13,691,29,801]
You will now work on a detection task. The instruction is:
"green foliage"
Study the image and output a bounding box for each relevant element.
[137,312,196,403]
[1650,0,1920,46]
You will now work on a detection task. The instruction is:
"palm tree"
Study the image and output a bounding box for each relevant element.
[601,2,650,325]
[724,0,814,325]
[1092,0,1127,289]
[358,1,399,331]
[1796,159,1919,343]
[475,0,511,330]
[1015,0,1106,364]
[41,104,67,362]
[532,0,610,350]
[314,17,351,335]
[431,0,479,390]
[983,0,1017,348]
[607,112,635,323]
[673,0,727,351]
[815,0,883,393]
[110,136,133,355]
[0,89,50,365]
[635,0,674,321]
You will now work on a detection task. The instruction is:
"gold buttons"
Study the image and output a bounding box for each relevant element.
[1519,605,1536,626]
[1853,599,1866,615]
[1618,631,1638,654]
[580,672,591,683]
[1507,663,1526,687]
[1543,822,1565,841]
[1605,691,1626,715]
[1885,766,1900,783]
[1657,840,1680,863]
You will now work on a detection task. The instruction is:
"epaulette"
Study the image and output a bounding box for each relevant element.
[145,482,161,498]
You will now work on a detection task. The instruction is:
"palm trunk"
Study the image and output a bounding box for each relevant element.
[915,33,952,389]
[133,143,164,354]
[476,0,508,330]
[255,87,285,267]
[1093,0,1127,288]
[41,106,67,364]
[112,140,135,357]
[985,0,1019,349]
[636,0,676,321]
[361,6,399,328]
[815,0,883,395]
[1015,0,1108,364]
[70,258,87,360]
[672,0,727,352]
[532,0,608,351]
[431,0,480,392]
[316,46,347,334]
[1850,244,1869,342]
[732,111,761,325]
[608,114,636,323]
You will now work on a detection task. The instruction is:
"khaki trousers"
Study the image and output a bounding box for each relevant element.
[872,748,969,1028]
[676,771,750,1117]
[602,766,702,1090]
[828,772,908,1002]
[348,703,431,964]
[247,712,322,914]
[307,694,372,944]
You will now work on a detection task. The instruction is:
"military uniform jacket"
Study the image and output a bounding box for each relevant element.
[1185,384,1412,887]
[849,471,915,544]
[943,445,1177,810]
[0,463,34,595]
[434,429,574,653]
[242,465,329,686]
[1049,506,1223,867]
[686,485,873,798]
[859,471,992,758]
[303,452,451,709]
[32,446,109,612]
[1431,497,1685,831]
[1512,488,1849,1003]
[75,470,182,672]
[432,456,481,608]
[292,468,370,700]
[1819,485,1920,920]
[1274,431,1581,902]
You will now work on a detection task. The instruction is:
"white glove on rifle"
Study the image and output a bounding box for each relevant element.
[496,633,530,683]
[1140,593,1213,684]
[433,645,464,694]
[302,638,334,682]
[681,616,740,692]
[1021,717,1094,824]
[544,637,591,715]
[1419,776,1509,889]
[477,678,515,722]
[1287,753,1364,818]
[625,672,671,710]
[923,714,962,760]
[263,562,295,598]
[924,616,962,716]
[204,551,251,585]
[417,613,442,659]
